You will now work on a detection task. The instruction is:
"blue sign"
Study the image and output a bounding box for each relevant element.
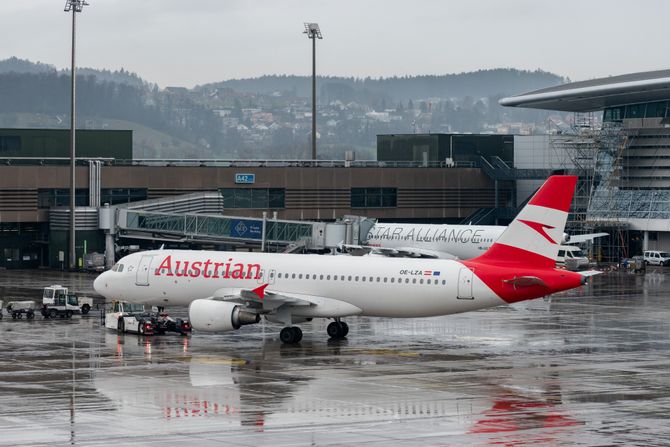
[230,219,263,240]
[235,173,255,184]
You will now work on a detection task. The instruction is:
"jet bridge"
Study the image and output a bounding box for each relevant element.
[98,192,371,269]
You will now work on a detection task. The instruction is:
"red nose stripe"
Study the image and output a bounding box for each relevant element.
[528,175,577,212]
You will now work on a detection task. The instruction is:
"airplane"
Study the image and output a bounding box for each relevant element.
[93,175,598,344]
[362,223,607,260]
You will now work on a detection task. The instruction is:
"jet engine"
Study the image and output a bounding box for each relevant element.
[562,232,570,244]
[189,299,260,332]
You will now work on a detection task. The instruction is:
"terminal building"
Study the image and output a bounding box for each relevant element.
[501,69,670,258]
[0,130,517,269]
[7,67,670,270]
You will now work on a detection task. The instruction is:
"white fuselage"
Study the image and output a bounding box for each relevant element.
[96,249,506,318]
[366,223,504,259]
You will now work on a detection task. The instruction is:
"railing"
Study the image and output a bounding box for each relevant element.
[0,157,115,165]
[0,157,477,169]
[479,156,555,180]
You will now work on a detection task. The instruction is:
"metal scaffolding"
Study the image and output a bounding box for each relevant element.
[549,113,630,262]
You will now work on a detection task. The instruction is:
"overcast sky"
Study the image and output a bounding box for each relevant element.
[1,0,668,88]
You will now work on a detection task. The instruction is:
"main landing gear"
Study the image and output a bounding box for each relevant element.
[280,326,303,344]
[327,320,348,340]
[278,319,349,344]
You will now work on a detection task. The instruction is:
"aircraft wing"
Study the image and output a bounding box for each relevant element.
[338,243,374,256]
[340,243,454,259]
[568,232,609,243]
[212,286,362,317]
[392,247,455,259]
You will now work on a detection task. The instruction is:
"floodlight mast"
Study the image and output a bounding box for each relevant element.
[64,0,88,270]
[303,23,322,161]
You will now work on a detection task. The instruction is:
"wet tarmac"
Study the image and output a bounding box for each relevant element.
[1,268,670,446]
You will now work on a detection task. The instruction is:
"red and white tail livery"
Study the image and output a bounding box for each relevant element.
[474,175,576,268]
[94,175,596,344]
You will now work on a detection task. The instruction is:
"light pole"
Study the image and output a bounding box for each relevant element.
[303,22,322,161]
[64,0,88,270]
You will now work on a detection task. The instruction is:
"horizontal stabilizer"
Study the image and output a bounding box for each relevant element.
[503,276,548,288]
[578,270,602,284]
[579,270,602,277]
[568,232,609,243]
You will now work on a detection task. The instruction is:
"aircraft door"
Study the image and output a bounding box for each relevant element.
[256,268,276,285]
[457,267,474,299]
[136,256,153,286]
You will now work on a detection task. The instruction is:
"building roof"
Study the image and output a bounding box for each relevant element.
[499,69,670,112]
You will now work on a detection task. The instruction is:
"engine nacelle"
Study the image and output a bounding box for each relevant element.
[189,299,259,332]
[562,232,570,244]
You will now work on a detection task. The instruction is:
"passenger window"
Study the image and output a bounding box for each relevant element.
[420,279,424,284]
[348,275,352,281]
[362,277,366,282]
[355,276,359,281]
[412,278,417,284]
[298,274,303,279]
[320,274,324,280]
[426,279,431,284]
[390,278,395,283]
[405,278,410,283]
[383,277,387,283]
[278,273,282,278]
[327,275,331,280]
[369,277,373,282]
[376,277,380,282]
[442,280,446,285]
[341,275,345,281]
[292,273,296,279]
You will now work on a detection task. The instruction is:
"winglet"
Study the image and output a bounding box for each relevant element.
[251,284,269,299]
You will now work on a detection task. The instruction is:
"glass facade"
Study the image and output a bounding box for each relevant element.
[0,135,20,152]
[221,188,285,209]
[351,188,397,208]
[604,101,670,122]
[37,189,89,208]
[100,188,148,205]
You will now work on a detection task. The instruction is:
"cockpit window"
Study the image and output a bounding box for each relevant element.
[111,263,119,272]
[118,264,124,272]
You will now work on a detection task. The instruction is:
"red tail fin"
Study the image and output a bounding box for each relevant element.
[473,175,577,267]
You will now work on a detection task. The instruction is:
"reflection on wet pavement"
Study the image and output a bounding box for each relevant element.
[1,269,670,445]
